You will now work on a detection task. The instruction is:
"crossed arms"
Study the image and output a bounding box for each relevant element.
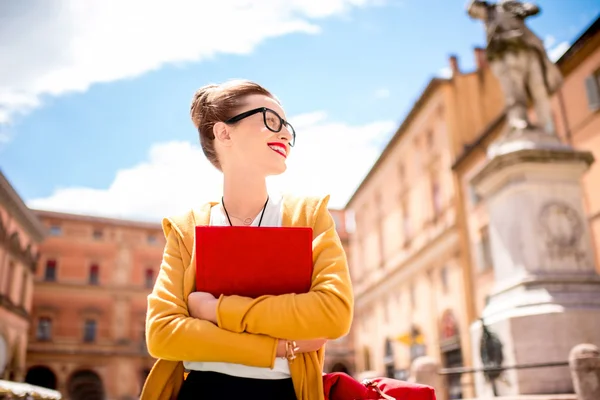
[145,196,354,368]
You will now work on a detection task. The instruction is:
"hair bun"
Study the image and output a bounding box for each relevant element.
[190,84,219,120]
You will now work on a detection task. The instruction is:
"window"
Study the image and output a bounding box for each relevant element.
[92,229,103,240]
[331,213,341,228]
[49,226,62,236]
[402,199,411,243]
[431,179,442,218]
[468,185,480,205]
[344,209,356,234]
[147,234,157,245]
[413,138,421,174]
[480,227,493,271]
[398,163,405,182]
[441,266,449,292]
[44,259,57,281]
[375,192,385,266]
[426,130,434,149]
[144,268,154,289]
[37,317,52,341]
[89,264,99,285]
[4,261,14,295]
[83,319,97,342]
[20,270,28,306]
[585,70,600,111]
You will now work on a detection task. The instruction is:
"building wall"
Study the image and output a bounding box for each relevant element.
[553,28,600,272]
[25,211,165,400]
[346,79,474,400]
[323,208,356,375]
[0,171,45,382]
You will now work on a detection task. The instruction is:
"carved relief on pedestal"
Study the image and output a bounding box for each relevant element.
[538,201,587,267]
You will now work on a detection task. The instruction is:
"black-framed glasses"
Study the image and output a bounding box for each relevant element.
[224,107,296,147]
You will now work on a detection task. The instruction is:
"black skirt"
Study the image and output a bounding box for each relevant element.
[177,370,297,400]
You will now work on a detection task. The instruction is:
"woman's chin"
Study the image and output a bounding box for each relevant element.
[265,163,287,176]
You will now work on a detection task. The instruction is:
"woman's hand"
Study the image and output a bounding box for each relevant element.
[276,338,328,357]
[188,292,218,323]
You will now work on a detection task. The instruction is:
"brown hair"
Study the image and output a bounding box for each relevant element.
[190,79,277,170]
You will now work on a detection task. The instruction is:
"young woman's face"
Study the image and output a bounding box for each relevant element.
[220,94,295,177]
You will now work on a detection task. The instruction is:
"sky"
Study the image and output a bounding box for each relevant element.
[0,0,598,222]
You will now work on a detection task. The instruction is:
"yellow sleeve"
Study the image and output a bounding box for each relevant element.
[146,227,279,368]
[215,195,354,340]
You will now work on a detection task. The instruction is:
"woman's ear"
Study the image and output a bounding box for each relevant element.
[213,122,232,147]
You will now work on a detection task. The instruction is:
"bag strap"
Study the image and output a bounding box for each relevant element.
[363,380,396,400]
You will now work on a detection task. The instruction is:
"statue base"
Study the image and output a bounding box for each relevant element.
[470,140,600,397]
[487,127,573,159]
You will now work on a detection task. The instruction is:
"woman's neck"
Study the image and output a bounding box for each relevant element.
[222,171,268,221]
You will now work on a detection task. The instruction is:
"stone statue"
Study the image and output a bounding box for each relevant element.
[467,0,563,137]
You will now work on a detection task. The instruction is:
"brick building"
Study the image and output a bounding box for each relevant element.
[24,211,164,400]
[0,170,45,382]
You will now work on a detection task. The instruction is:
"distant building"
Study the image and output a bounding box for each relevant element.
[25,211,164,400]
[0,170,45,382]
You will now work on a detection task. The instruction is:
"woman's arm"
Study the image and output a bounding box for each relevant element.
[146,227,279,368]
[215,195,354,340]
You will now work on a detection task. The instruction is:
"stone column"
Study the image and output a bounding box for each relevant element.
[470,142,600,397]
[569,344,600,400]
[409,356,445,400]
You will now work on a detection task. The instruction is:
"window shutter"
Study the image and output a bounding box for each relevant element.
[585,75,600,111]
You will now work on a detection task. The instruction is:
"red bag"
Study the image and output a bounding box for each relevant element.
[323,372,437,400]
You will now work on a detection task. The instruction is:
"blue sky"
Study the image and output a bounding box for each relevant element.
[0,0,598,220]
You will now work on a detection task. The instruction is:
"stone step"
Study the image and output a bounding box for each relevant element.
[461,395,576,400]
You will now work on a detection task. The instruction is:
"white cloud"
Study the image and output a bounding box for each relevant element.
[374,88,391,99]
[27,112,395,221]
[0,0,384,125]
[437,66,452,79]
[548,41,570,62]
[544,35,556,49]
[543,34,570,62]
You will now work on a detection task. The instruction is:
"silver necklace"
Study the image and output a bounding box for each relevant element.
[221,197,269,227]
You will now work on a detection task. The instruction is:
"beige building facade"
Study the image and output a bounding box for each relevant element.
[323,208,355,375]
[0,170,45,382]
[346,71,475,400]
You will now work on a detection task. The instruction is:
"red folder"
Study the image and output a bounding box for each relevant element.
[195,226,314,298]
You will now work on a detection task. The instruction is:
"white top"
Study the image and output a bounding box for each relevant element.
[183,194,291,379]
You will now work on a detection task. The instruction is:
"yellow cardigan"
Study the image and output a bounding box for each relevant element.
[140,194,354,400]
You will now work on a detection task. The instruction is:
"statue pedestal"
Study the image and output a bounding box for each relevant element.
[469,138,600,396]
[487,127,573,159]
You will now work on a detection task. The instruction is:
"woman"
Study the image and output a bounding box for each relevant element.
[140,80,354,400]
